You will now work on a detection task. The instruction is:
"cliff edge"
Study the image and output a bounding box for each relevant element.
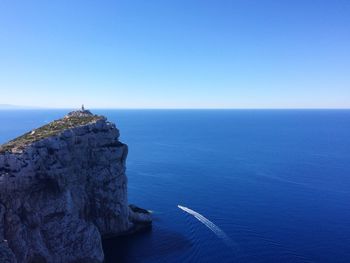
[0,110,151,263]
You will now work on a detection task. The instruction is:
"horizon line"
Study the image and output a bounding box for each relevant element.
[1,107,350,110]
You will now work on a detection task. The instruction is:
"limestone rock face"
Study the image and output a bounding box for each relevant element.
[0,111,151,263]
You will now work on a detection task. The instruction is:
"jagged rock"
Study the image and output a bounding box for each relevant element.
[0,110,152,263]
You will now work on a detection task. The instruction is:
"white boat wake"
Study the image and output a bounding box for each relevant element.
[178,205,238,250]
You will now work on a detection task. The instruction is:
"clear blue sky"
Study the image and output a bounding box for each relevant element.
[0,0,349,108]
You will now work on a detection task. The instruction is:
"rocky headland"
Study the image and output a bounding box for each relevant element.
[0,110,151,262]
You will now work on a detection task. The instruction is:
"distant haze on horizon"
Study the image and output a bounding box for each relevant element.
[0,104,350,110]
[0,0,349,109]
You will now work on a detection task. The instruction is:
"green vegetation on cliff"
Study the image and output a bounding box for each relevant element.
[0,113,103,153]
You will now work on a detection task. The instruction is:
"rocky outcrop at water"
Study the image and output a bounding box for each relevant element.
[0,110,151,263]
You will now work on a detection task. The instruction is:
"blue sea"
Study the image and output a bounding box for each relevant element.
[1,110,350,263]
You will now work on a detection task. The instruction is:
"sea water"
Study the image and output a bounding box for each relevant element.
[0,110,349,263]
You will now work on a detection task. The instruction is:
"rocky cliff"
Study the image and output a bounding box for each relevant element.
[0,110,151,263]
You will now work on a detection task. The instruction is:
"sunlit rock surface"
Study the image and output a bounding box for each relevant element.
[0,110,151,263]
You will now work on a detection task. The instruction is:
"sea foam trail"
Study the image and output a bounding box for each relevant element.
[178,205,238,250]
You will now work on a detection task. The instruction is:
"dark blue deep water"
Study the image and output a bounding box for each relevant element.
[1,110,350,263]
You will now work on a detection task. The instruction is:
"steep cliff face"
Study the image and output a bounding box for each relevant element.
[0,110,151,263]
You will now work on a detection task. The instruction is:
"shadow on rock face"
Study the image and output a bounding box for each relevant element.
[102,227,192,263]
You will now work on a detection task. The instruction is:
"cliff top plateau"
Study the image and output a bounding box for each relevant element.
[0,109,102,154]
